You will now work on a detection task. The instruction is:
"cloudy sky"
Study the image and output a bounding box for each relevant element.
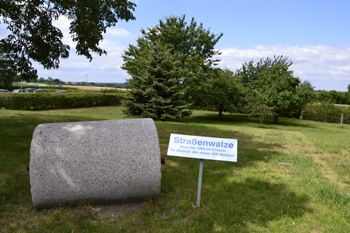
[1,0,349,91]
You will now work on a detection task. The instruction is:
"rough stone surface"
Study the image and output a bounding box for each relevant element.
[30,118,161,208]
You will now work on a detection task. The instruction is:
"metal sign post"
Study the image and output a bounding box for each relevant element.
[196,159,204,207]
[167,134,238,208]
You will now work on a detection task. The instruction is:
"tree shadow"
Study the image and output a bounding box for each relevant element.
[157,121,287,168]
[0,113,99,205]
[159,123,312,231]
[201,177,312,232]
[1,112,312,232]
[181,112,317,129]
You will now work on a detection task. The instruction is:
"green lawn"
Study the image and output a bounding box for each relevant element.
[1,107,350,232]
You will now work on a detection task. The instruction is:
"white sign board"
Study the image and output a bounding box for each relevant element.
[167,134,237,162]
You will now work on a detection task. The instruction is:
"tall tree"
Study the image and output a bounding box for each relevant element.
[0,45,16,89]
[191,68,242,119]
[122,43,189,121]
[294,80,315,118]
[244,100,274,128]
[315,90,347,104]
[237,55,314,124]
[242,74,274,128]
[122,15,223,95]
[0,0,136,81]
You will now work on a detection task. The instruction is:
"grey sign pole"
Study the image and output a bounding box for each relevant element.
[196,159,204,207]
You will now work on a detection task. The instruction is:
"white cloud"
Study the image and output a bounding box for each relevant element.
[34,38,129,83]
[106,28,135,39]
[32,16,132,83]
[5,18,348,92]
[53,16,75,48]
[34,44,350,90]
[218,45,350,91]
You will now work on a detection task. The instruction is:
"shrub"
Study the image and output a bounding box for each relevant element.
[303,104,350,124]
[100,89,126,94]
[0,93,122,110]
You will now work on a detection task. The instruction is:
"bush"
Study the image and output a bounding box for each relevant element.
[303,104,350,124]
[0,93,123,110]
[100,88,126,94]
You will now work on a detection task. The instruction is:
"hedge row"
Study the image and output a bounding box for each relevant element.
[302,104,350,124]
[0,93,123,110]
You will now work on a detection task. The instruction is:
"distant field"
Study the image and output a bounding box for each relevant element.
[13,83,128,91]
[63,85,127,91]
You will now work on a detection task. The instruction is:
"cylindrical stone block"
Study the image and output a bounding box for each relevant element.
[29,118,161,208]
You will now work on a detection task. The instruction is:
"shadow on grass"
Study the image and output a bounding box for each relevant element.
[1,112,312,232]
[0,114,99,206]
[200,177,311,232]
[161,157,312,232]
[181,112,317,129]
[156,121,285,168]
[158,122,312,232]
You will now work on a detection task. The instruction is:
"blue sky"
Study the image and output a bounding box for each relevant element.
[1,0,349,91]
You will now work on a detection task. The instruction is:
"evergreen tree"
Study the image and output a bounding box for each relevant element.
[122,43,189,121]
[122,15,223,99]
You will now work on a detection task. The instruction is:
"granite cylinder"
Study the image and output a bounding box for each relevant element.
[29,118,161,208]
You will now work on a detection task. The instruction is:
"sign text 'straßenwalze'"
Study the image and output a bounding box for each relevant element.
[167,134,237,162]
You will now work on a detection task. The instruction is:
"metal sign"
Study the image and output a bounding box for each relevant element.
[167,134,237,162]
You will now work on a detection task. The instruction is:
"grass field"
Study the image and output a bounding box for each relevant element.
[1,107,350,232]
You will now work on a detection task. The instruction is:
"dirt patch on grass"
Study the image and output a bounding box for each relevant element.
[313,156,327,165]
[342,149,350,156]
[74,202,142,217]
[284,145,315,152]
[309,152,350,192]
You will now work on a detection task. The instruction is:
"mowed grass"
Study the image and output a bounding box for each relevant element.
[1,107,350,232]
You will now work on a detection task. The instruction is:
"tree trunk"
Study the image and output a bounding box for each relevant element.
[218,106,223,119]
[260,118,263,128]
[274,116,278,124]
[218,110,222,119]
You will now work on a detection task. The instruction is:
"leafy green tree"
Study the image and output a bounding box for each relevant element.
[53,78,62,85]
[191,69,242,119]
[242,76,274,127]
[1,0,136,81]
[0,46,16,89]
[294,81,315,118]
[122,43,189,121]
[122,15,223,96]
[315,90,329,103]
[320,98,336,123]
[244,100,274,128]
[12,74,21,83]
[37,77,46,83]
[237,55,313,124]
[315,90,347,104]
